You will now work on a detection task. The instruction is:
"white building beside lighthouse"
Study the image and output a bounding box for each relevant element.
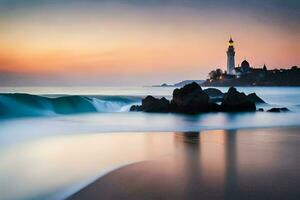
[227,37,236,75]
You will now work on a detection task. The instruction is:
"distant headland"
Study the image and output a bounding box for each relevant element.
[156,37,300,87]
[152,80,205,87]
[204,37,300,86]
[202,64,300,86]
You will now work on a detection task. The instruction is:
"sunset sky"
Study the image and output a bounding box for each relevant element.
[0,0,299,86]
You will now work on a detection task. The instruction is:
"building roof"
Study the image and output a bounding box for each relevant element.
[241,60,250,68]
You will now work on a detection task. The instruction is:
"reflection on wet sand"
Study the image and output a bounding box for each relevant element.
[70,128,300,200]
[224,130,238,199]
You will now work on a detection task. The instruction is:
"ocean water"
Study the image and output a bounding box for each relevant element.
[0,86,300,200]
[0,86,300,136]
[1,86,300,117]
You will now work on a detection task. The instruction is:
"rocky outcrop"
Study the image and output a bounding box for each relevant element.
[170,82,210,113]
[203,88,224,97]
[130,96,170,113]
[221,87,256,112]
[267,107,289,112]
[129,105,142,112]
[247,93,265,103]
[130,83,267,114]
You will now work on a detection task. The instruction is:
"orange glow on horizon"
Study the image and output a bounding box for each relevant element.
[0,3,299,83]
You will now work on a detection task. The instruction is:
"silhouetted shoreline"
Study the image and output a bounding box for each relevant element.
[203,66,300,87]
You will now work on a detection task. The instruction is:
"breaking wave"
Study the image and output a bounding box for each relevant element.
[0,93,141,118]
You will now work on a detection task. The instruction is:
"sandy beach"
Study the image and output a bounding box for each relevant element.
[68,128,300,200]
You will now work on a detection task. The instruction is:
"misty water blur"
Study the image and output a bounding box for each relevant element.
[0,86,300,117]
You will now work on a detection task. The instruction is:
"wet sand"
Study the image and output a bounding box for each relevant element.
[69,128,300,200]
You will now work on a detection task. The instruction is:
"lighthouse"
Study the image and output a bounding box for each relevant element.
[227,37,236,75]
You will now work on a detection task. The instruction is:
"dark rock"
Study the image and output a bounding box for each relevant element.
[267,107,290,113]
[209,97,223,103]
[257,108,264,112]
[221,87,256,112]
[171,82,210,113]
[280,107,290,112]
[130,84,265,114]
[247,93,265,103]
[142,96,170,112]
[203,88,224,97]
[129,105,142,112]
[130,96,170,113]
[208,102,222,112]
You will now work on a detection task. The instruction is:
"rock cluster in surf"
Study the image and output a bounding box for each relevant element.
[267,107,290,112]
[130,82,266,114]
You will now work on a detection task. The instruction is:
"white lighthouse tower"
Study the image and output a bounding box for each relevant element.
[227,37,236,75]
